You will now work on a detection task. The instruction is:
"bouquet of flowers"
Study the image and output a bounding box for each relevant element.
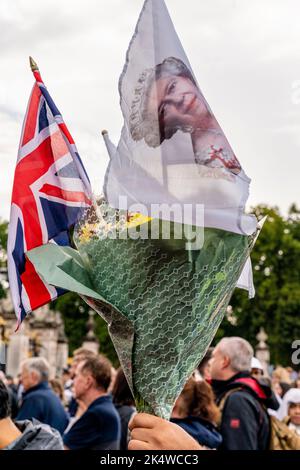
[28,198,261,418]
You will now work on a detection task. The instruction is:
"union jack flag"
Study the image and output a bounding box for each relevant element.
[7,57,92,325]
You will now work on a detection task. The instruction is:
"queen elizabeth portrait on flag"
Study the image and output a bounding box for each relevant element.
[129,56,241,177]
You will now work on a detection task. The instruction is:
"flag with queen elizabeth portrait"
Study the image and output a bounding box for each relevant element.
[28,0,261,419]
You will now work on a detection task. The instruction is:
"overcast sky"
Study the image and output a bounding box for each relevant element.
[1,0,300,220]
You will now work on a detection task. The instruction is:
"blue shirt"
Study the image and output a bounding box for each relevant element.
[171,416,222,449]
[17,381,69,435]
[63,395,121,450]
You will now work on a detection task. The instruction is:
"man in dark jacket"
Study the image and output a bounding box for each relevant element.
[17,357,69,434]
[63,355,121,450]
[0,379,63,450]
[210,337,279,450]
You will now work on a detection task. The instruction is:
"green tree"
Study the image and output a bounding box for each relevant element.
[216,205,300,366]
[51,292,119,366]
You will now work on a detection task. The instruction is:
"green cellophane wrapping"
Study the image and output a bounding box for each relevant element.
[70,200,257,419]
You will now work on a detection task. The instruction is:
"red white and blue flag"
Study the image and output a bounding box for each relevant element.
[7,57,92,325]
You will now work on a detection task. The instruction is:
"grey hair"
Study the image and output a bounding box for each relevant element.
[129,56,197,148]
[218,337,254,373]
[22,357,50,382]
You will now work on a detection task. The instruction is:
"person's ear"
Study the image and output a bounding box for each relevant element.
[222,355,230,369]
[85,375,94,390]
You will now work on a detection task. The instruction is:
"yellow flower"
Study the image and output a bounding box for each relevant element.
[79,223,98,243]
[126,213,152,229]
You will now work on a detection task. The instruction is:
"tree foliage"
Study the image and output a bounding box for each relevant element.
[51,293,119,366]
[215,204,300,366]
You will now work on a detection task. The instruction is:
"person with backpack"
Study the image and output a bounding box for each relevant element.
[210,337,279,450]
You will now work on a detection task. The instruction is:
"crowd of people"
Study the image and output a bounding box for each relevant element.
[0,337,300,451]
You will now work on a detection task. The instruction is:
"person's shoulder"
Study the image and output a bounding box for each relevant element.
[225,388,255,401]
[25,384,48,397]
[30,387,57,403]
[28,387,64,413]
[89,397,120,420]
[224,389,261,414]
[22,388,44,401]
[90,395,113,409]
